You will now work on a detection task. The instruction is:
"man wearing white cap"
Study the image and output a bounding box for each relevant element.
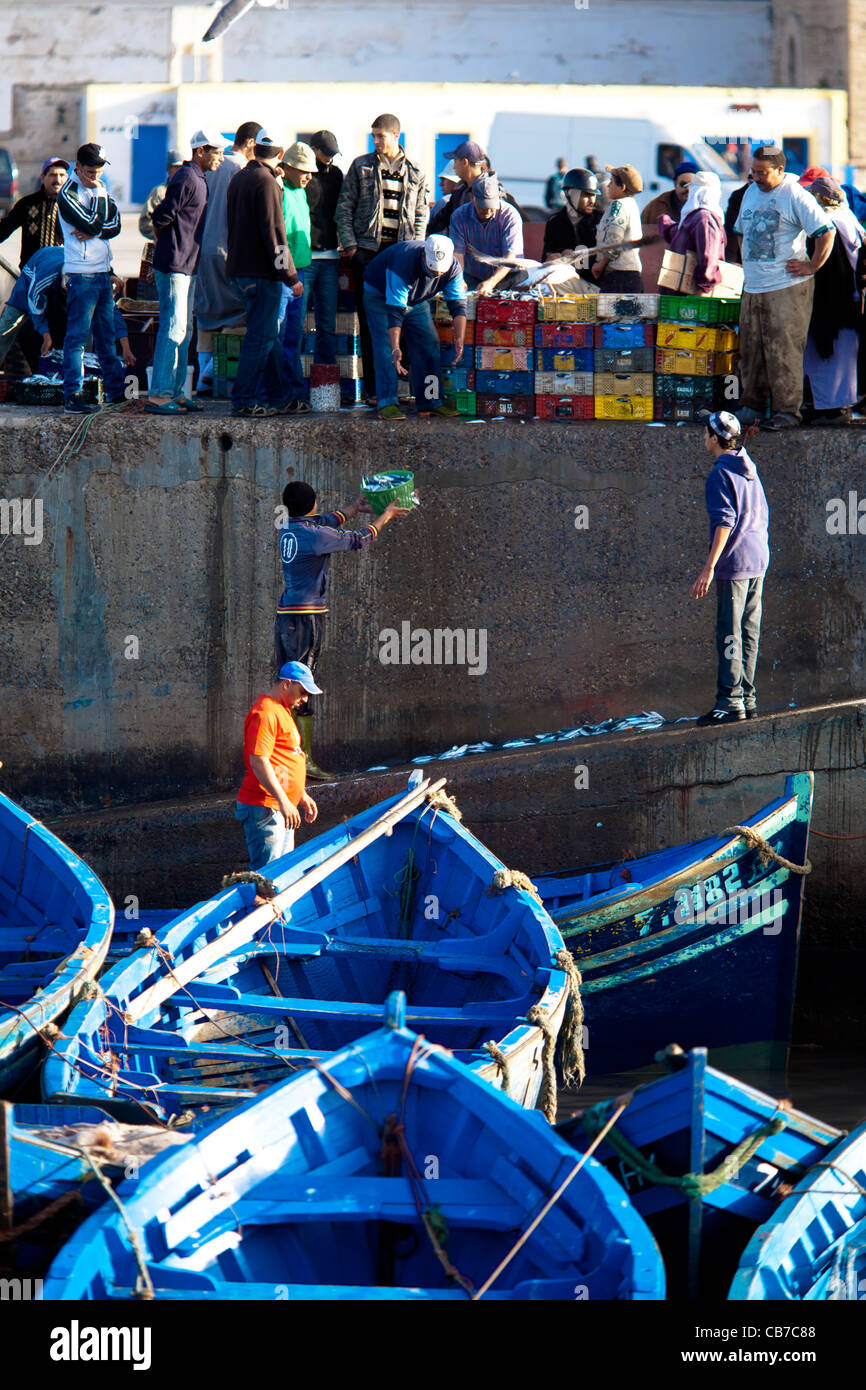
[431,161,460,221]
[363,234,466,420]
[146,128,224,414]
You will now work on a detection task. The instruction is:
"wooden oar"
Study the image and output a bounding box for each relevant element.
[126,777,447,1024]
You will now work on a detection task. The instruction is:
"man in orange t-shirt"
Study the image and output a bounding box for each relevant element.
[235,660,321,870]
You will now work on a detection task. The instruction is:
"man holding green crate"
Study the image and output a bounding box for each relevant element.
[275,479,411,778]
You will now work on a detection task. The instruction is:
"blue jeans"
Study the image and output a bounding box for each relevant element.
[715,577,764,713]
[63,274,127,402]
[301,259,338,364]
[234,802,295,872]
[363,289,442,410]
[277,267,307,400]
[152,270,196,398]
[230,276,291,409]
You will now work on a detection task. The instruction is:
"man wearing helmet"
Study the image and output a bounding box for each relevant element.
[543,168,602,261]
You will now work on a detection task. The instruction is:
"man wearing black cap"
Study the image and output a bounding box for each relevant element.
[56,143,126,413]
[691,410,769,725]
[336,115,429,402]
[0,157,68,268]
[304,131,343,366]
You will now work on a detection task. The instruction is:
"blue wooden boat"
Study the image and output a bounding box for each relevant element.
[534,773,813,1075]
[557,1045,842,1299]
[730,1119,866,1300]
[42,994,664,1301]
[44,779,576,1124]
[0,789,114,1089]
[0,1101,190,1272]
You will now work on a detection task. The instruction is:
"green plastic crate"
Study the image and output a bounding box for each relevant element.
[445,390,477,415]
[360,470,415,515]
[658,295,741,325]
[213,331,244,359]
[212,355,239,380]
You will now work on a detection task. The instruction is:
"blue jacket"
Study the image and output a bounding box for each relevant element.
[705,447,769,580]
[277,512,379,614]
[152,162,208,275]
[7,245,127,340]
[364,241,467,328]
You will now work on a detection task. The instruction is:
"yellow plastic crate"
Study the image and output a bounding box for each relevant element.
[654,348,738,376]
[536,294,597,323]
[434,293,478,322]
[655,322,739,352]
[594,371,655,397]
[595,395,656,421]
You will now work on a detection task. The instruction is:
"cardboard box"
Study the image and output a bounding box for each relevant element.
[657,250,744,299]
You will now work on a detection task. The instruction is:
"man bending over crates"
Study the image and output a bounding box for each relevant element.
[275,479,411,778]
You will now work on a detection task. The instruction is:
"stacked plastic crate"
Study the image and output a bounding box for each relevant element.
[435,295,477,413]
[301,311,364,406]
[474,298,536,419]
[654,295,741,421]
[534,293,597,419]
[593,293,659,421]
[212,330,245,399]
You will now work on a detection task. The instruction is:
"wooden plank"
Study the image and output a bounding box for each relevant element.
[126,778,446,1024]
[0,1102,12,1231]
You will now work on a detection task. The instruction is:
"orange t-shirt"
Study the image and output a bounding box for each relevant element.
[237,695,306,810]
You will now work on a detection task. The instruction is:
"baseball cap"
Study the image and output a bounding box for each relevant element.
[77,143,109,167]
[424,234,454,274]
[166,148,185,167]
[799,166,831,187]
[41,157,70,176]
[472,174,501,210]
[255,128,282,150]
[698,409,742,442]
[309,130,340,157]
[605,163,643,195]
[445,140,486,164]
[190,127,225,150]
[282,141,318,173]
[277,661,323,694]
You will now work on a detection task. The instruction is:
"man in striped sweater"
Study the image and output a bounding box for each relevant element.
[57,143,126,413]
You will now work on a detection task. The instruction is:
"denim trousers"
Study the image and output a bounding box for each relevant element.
[301,259,339,364]
[234,802,295,872]
[277,267,307,400]
[152,270,196,398]
[63,274,127,401]
[363,289,441,409]
[230,276,291,409]
[715,576,764,712]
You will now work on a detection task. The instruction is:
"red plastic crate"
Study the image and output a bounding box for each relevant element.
[436,321,475,346]
[535,394,594,420]
[475,298,537,326]
[534,323,595,349]
[476,393,535,418]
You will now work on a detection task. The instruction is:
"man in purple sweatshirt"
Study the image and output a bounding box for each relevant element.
[690,410,769,725]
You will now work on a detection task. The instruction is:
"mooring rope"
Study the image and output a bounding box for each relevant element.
[554,948,585,1089]
[490,867,543,905]
[724,826,812,875]
[526,1004,558,1124]
[482,1040,511,1097]
[426,787,463,822]
[77,1147,155,1301]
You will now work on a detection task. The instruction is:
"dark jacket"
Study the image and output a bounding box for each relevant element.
[306,160,343,252]
[0,188,64,268]
[806,228,862,358]
[542,206,602,258]
[277,512,379,615]
[364,240,468,328]
[723,184,749,265]
[429,173,524,234]
[336,149,429,252]
[226,159,298,286]
[152,162,208,275]
[705,447,769,581]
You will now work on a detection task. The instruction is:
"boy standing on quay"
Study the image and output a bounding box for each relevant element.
[691,411,769,725]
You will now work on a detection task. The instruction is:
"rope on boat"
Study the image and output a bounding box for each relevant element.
[555,948,585,1090]
[482,1040,511,1097]
[803,1161,866,1196]
[581,1103,787,1196]
[724,826,812,875]
[221,871,278,900]
[490,867,543,905]
[526,1005,558,1124]
[77,1147,155,1301]
[0,1187,84,1243]
[426,788,463,822]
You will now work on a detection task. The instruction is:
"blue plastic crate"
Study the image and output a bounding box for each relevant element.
[475,369,535,396]
[593,321,655,348]
[441,366,476,392]
[536,347,594,372]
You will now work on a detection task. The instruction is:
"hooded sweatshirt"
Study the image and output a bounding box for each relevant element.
[705,446,769,580]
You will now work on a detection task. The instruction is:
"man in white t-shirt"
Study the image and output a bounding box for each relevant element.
[734,145,835,431]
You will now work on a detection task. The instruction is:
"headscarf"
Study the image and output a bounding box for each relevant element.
[807,179,864,273]
[679,171,723,223]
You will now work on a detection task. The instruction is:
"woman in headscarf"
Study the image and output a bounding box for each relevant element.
[657,170,727,294]
[800,174,865,425]
[592,164,644,293]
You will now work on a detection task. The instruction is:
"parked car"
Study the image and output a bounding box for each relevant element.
[0,148,19,211]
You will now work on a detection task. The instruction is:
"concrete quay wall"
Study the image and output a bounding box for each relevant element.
[0,409,864,813]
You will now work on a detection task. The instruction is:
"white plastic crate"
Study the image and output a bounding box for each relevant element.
[534,371,593,396]
[596,293,659,321]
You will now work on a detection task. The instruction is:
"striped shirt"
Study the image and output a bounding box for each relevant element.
[379,153,404,247]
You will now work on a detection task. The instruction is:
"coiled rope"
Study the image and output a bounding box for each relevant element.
[491,867,542,905]
[555,948,585,1089]
[526,1005,558,1123]
[426,788,463,822]
[724,826,812,875]
[482,1040,511,1097]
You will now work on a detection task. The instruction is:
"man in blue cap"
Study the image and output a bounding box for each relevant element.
[235,660,322,871]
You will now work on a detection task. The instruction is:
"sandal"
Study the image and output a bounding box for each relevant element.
[175,398,204,412]
[144,399,186,415]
